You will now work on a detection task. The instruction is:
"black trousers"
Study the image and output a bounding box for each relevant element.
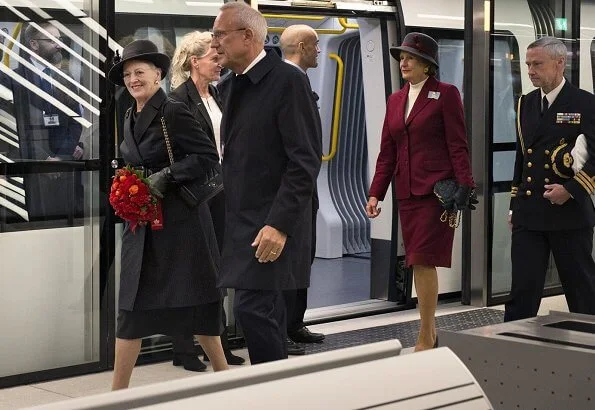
[504,225,595,321]
[234,289,287,364]
[283,209,317,333]
[283,288,308,333]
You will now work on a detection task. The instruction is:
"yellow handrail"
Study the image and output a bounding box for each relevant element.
[338,18,359,29]
[268,26,346,35]
[3,22,23,67]
[263,14,325,21]
[323,53,343,162]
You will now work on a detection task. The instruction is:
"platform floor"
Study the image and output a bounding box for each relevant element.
[0,295,569,409]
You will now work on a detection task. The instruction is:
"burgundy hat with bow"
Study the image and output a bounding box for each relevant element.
[390,32,439,67]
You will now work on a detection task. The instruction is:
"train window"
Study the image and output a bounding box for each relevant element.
[0,1,104,380]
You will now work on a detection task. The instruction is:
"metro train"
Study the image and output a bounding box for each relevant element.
[1,0,595,381]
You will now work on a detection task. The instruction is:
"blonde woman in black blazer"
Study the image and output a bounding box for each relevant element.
[170,31,245,367]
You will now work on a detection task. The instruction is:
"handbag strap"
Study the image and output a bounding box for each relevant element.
[160,116,175,166]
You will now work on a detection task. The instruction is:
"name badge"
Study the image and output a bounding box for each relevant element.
[556,112,581,124]
[43,113,60,127]
[428,91,440,100]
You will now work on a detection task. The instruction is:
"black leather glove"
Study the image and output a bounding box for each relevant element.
[453,184,473,211]
[468,189,479,210]
[147,167,171,198]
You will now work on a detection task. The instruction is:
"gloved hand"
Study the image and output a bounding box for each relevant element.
[147,167,171,198]
[453,184,474,211]
[468,189,479,210]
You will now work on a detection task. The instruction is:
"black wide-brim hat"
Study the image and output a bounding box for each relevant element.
[390,32,439,68]
[107,39,170,86]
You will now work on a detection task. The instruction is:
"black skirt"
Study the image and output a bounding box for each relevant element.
[116,301,223,339]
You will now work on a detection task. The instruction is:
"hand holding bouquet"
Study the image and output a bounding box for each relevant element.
[109,166,162,232]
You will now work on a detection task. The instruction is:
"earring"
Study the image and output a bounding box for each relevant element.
[423,67,429,74]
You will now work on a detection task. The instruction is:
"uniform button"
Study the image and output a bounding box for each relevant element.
[545,178,550,183]
[528,162,533,167]
[544,164,550,169]
[527,177,532,183]
[526,190,532,196]
[545,150,550,155]
[527,148,533,154]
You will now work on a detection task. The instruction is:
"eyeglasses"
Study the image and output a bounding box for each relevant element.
[34,37,63,43]
[212,28,246,40]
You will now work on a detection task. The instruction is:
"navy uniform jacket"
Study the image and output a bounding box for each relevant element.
[219,50,322,291]
[510,80,595,230]
[118,88,223,310]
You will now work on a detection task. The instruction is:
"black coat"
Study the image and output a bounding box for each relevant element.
[219,51,322,290]
[118,88,223,311]
[3,57,83,220]
[511,80,595,230]
[170,79,226,250]
[170,80,221,151]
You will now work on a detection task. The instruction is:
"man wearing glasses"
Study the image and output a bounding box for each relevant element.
[4,22,84,220]
[213,2,322,364]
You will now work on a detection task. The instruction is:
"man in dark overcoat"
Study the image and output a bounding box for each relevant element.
[506,37,595,321]
[279,24,325,355]
[212,2,322,364]
[5,22,84,220]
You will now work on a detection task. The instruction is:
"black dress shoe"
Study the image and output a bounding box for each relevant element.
[203,350,246,365]
[286,338,306,355]
[172,353,207,372]
[289,326,325,343]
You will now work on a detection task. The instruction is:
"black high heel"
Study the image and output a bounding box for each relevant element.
[203,328,245,365]
[433,335,439,348]
[172,353,207,372]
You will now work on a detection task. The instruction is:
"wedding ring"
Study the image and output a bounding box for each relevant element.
[270,251,277,255]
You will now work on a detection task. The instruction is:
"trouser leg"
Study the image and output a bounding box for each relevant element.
[234,289,287,364]
[505,227,550,321]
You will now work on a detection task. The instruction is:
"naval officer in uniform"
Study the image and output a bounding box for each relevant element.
[506,36,595,321]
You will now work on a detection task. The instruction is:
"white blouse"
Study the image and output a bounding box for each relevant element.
[405,77,429,120]
[201,95,223,160]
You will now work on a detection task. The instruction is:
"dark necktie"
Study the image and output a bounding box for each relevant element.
[40,67,52,95]
[541,95,549,116]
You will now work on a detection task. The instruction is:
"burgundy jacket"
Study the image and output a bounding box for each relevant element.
[369,76,474,201]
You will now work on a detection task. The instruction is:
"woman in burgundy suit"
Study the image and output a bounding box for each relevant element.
[366,33,475,351]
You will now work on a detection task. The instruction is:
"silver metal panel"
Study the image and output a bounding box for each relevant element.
[30,343,493,410]
[439,311,595,410]
[328,35,370,255]
[466,0,491,306]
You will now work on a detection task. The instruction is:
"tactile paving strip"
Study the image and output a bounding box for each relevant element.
[301,308,504,354]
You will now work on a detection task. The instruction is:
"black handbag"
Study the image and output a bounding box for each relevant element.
[160,116,223,208]
[433,179,461,228]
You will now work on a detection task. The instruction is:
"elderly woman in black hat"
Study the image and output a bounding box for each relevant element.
[108,39,228,389]
[366,33,475,351]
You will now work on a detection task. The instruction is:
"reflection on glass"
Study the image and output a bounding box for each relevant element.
[493,38,517,144]
[0,2,101,381]
[437,39,464,96]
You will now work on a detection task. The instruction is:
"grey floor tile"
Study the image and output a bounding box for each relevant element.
[0,386,70,410]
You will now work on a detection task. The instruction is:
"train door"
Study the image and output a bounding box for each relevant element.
[0,0,111,387]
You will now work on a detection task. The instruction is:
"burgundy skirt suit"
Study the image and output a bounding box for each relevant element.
[369,75,474,268]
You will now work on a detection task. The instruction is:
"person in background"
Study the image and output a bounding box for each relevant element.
[506,37,595,321]
[211,2,322,364]
[366,32,475,351]
[169,30,245,368]
[6,22,84,220]
[107,39,228,389]
[279,24,324,356]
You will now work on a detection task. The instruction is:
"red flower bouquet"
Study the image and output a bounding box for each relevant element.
[109,166,162,232]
